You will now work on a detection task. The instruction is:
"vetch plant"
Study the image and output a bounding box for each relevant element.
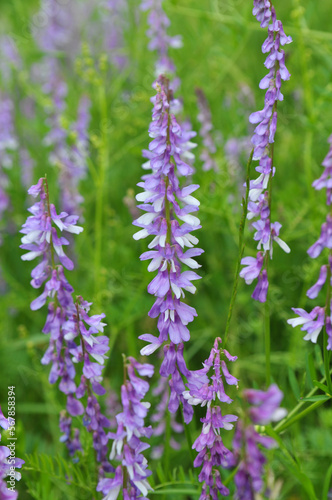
[20,177,112,481]
[288,135,332,393]
[240,1,292,303]
[184,337,238,498]
[140,0,182,83]
[0,406,24,500]
[97,356,154,500]
[133,76,202,423]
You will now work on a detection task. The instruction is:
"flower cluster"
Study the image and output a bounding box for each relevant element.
[133,76,202,422]
[0,406,24,500]
[196,88,218,172]
[240,5,292,302]
[288,136,332,347]
[20,178,112,478]
[253,0,272,28]
[233,384,286,499]
[184,338,238,498]
[140,0,182,84]
[97,357,154,500]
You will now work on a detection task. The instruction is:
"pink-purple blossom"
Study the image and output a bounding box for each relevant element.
[185,338,238,498]
[98,357,154,499]
[288,136,332,348]
[141,0,182,82]
[240,5,292,302]
[0,406,24,500]
[20,179,112,478]
[134,76,202,423]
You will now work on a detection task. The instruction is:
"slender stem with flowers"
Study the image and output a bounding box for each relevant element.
[239,1,292,303]
[133,76,202,423]
[288,136,332,392]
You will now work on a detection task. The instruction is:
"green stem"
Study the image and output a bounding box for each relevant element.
[223,149,253,346]
[273,369,332,433]
[264,259,271,387]
[274,399,327,434]
[322,462,332,500]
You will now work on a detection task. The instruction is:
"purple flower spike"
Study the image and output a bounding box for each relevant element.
[134,76,202,421]
[185,338,238,498]
[289,136,332,351]
[21,180,113,480]
[0,406,24,499]
[233,384,286,499]
[141,0,182,83]
[101,357,154,499]
[240,4,292,301]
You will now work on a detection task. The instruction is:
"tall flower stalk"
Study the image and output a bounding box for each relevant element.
[133,76,202,423]
[0,406,24,500]
[140,0,182,84]
[20,178,112,480]
[288,136,332,386]
[239,2,292,303]
[97,356,154,500]
[184,337,238,498]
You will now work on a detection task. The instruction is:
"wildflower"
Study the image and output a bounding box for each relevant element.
[141,0,182,82]
[98,357,154,499]
[233,384,286,499]
[134,76,202,422]
[240,5,292,302]
[0,405,24,500]
[20,179,112,477]
[184,338,238,498]
[288,137,332,348]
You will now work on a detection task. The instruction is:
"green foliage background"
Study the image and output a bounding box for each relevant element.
[1,0,332,498]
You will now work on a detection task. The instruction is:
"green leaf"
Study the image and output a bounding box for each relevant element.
[313,380,330,393]
[266,427,318,500]
[288,366,300,400]
[322,462,332,500]
[300,395,331,402]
